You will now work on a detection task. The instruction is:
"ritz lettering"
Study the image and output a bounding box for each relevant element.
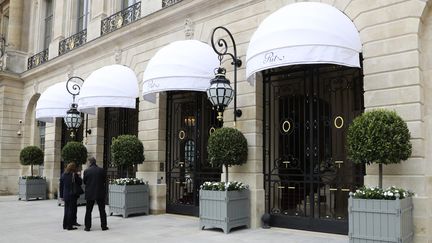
[263,52,284,64]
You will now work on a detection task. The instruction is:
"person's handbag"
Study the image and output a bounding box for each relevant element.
[71,174,84,197]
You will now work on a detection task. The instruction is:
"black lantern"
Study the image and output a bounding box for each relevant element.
[207,26,242,124]
[64,77,84,138]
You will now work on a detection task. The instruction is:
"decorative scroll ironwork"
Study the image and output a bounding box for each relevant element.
[263,65,365,234]
[59,29,87,56]
[166,92,220,216]
[101,2,141,36]
[162,0,182,8]
[27,49,49,70]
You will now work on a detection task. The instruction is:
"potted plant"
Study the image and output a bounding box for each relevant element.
[108,135,148,218]
[58,141,88,206]
[346,109,413,243]
[18,146,46,200]
[200,127,249,234]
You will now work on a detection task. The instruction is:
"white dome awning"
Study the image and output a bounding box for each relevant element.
[142,40,219,101]
[246,2,362,79]
[36,82,74,123]
[78,64,139,114]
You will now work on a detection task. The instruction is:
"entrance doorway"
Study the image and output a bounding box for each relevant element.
[166,92,221,216]
[103,100,139,179]
[263,65,364,234]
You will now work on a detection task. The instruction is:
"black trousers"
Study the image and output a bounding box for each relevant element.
[85,199,107,229]
[63,199,77,229]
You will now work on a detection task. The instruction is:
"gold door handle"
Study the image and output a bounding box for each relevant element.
[278,186,285,189]
[329,188,337,191]
[341,188,350,192]
[287,186,295,190]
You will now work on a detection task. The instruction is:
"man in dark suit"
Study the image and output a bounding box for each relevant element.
[83,157,108,231]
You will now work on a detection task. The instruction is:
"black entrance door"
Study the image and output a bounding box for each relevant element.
[103,100,139,179]
[263,65,364,234]
[166,92,221,216]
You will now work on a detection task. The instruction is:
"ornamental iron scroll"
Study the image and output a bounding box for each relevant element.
[101,2,141,36]
[27,49,49,70]
[59,29,87,56]
[162,0,183,8]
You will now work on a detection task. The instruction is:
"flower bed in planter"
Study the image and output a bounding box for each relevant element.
[18,176,46,200]
[199,181,250,234]
[108,178,149,218]
[348,187,413,243]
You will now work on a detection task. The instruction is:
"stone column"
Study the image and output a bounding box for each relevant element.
[8,0,23,50]
[43,119,62,198]
[0,75,24,195]
[87,0,107,41]
[135,94,167,214]
[141,0,162,18]
[6,0,26,73]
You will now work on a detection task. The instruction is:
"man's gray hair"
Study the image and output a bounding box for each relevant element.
[88,157,96,164]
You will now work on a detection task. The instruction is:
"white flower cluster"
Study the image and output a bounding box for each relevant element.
[353,186,414,200]
[109,178,147,185]
[200,181,249,191]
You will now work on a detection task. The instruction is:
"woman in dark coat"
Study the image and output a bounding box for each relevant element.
[60,162,82,230]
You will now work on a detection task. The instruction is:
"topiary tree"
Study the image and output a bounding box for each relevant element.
[207,127,248,183]
[20,146,44,176]
[61,141,88,166]
[347,109,412,188]
[111,135,144,178]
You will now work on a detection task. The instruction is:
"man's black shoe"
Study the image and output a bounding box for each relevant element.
[67,227,77,231]
[73,223,81,226]
[84,228,90,231]
[101,227,109,231]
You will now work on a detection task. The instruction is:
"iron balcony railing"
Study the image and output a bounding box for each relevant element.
[101,1,141,36]
[162,0,183,8]
[59,29,87,56]
[27,48,49,70]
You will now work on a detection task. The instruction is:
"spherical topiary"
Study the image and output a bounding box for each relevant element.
[207,127,248,182]
[111,135,144,169]
[61,141,88,166]
[20,146,44,176]
[347,109,412,187]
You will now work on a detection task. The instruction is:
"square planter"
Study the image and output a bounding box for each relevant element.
[18,178,47,200]
[57,184,86,206]
[108,184,149,218]
[199,189,250,234]
[348,196,413,243]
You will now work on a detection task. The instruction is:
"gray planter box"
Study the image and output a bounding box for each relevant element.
[349,196,413,243]
[57,184,86,206]
[199,189,250,234]
[108,184,149,218]
[18,178,46,200]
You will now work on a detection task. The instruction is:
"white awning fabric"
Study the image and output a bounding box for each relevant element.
[246,2,362,79]
[78,64,139,114]
[142,40,219,102]
[36,82,73,123]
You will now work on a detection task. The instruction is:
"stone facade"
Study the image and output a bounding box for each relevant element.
[0,0,430,241]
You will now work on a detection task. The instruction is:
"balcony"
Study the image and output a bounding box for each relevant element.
[162,0,183,8]
[27,49,49,70]
[59,29,87,56]
[101,2,141,36]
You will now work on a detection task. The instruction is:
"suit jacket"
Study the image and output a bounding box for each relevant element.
[83,163,106,200]
[60,172,82,201]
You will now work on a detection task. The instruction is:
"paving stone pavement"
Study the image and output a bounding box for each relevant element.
[0,196,348,243]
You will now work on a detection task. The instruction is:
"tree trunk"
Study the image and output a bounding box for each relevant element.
[378,163,383,189]
[31,164,33,176]
[225,164,228,183]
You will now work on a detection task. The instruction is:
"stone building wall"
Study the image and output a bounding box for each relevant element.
[0,0,431,241]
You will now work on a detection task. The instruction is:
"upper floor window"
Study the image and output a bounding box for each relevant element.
[122,0,138,9]
[43,0,53,49]
[77,0,90,32]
